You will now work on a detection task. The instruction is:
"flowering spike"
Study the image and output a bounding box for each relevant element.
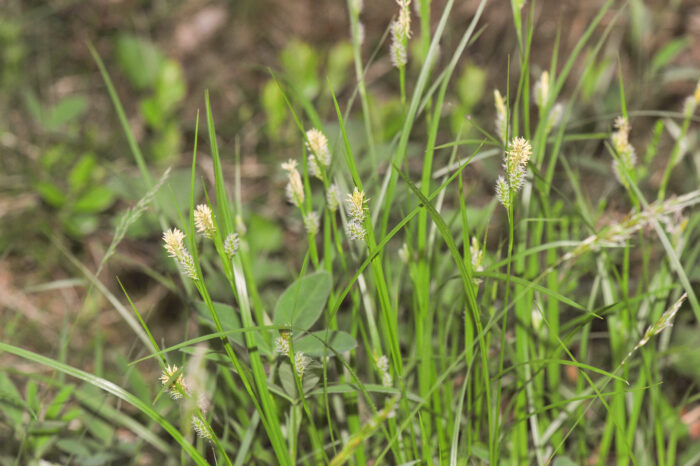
[304,211,320,236]
[306,129,330,180]
[194,204,216,239]
[346,187,367,222]
[611,116,637,186]
[163,228,198,280]
[159,364,189,400]
[275,333,291,355]
[192,416,212,440]
[294,352,310,378]
[496,137,532,210]
[494,89,508,143]
[326,184,341,212]
[389,0,411,68]
[224,233,240,257]
[281,159,305,207]
[534,70,549,109]
[345,220,366,241]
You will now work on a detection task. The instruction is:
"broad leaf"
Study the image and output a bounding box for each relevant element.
[294,330,356,357]
[273,271,331,332]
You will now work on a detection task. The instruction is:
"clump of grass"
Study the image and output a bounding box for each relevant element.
[3,1,700,465]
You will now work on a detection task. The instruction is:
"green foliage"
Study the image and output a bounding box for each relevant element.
[35,149,115,237]
[116,34,186,163]
[4,1,700,465]
[273,271,331,332]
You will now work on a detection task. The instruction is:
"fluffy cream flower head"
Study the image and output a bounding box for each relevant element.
[281,159,304,207]
[194,204,216,239]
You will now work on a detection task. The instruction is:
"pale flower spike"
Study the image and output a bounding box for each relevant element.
[345,187,369,241]
[294,352,310,378]
[281,159,304,207]
[163,228,198,280]
[470,237,484,285]
[346,187,367,222]
[275,335,291,355]
[496,137,532,210]
[389,0,411,68]
[375,354,392,387]
[160,364,189,400]
[621,293,687,366]
[345,221,367,241]
[306,128,330,180]
[192,416,212,440]
[194,204,216,239]
[494,89,508,143]
[304,211,320,236]
[326,184,341,212]
[224,233,240,258]
[534,70,549,109]
[611,116,637,187]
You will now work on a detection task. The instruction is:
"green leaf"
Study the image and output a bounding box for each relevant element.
[45,95,88,131]
[456,62,487,110]
[651,38,688,74]
[69,154,97,192]
[45,384,74,419]
[261,79,287,136]
[35,181,66,207]
[326,42,354,93]
[74,186,115,213]
[279,40,319,100]
[56,438,92,458]
[273,271,331,332]
[153,59,186,114]
[0,342,208,464]
[0,372,28,425]
[63,215,99,237]
[194,301,243,346]
[294,330,357,357]
[278,361,319,397]
[25,380,38,414]
[115,34,164,90]
[248,214,284,253]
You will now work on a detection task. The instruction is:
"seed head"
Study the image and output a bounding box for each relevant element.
[382,372,393,388]
[160,364,189,400]
[345,220,366,241]
[389,0,411,68]
[398,242,410,264]
[389,26,407,68]
[224,233,240,257]
[304,211,320,236]
[494,89,508,143]
[611,116,637,186]
[326,184,341,212]
[192,416,212,440]
[507,137,532,167]
[194,204,216,239]
[275,334,291,355]
[534,70,549,109]
[282,159,305,207]
[305,128,330,180]
[346,187,367,222]
[395,0,412,39]
[547,102,564,132]
[294,352,310,378]
[163,228,186,259]
[163,228,198,280]
[375,354,390,374]
[496,176,511,210]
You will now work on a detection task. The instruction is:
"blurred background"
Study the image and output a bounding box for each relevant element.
[2,0,700,461]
